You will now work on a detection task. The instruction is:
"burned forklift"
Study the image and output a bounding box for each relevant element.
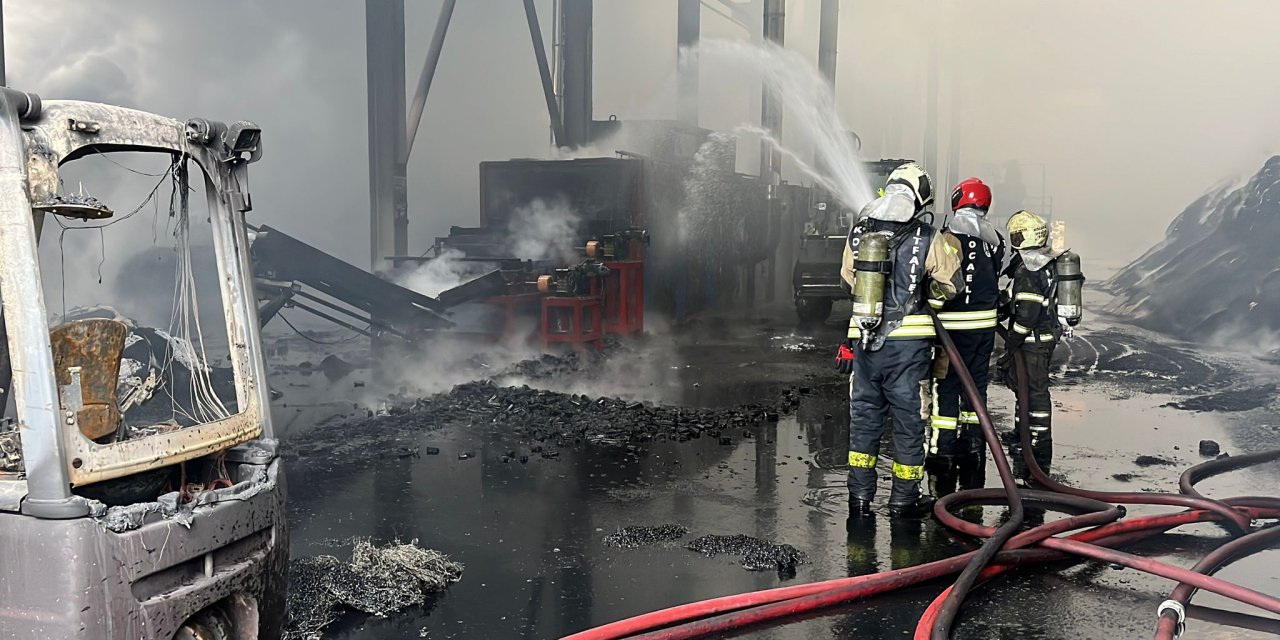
[791,159,912,323]
[0,92,285,639]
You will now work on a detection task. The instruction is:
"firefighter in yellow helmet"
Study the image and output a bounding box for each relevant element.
[839,162,965,519]
[997,210,1078,476]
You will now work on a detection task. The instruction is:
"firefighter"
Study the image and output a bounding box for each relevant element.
[997,210,1065,475]
[925,178,1004,498]
[840,162,965,519]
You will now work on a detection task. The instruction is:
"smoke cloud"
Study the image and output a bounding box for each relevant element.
[506,197,582,263]
[395,249,489,299]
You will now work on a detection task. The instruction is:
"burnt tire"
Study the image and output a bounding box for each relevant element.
[795,297,834,324]
[174,607,234,640]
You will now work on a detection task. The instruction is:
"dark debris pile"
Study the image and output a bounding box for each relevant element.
[394,380,802,446]
[285,538,463,640]
[492,336,624,380]
[686,534,807,578]
[1133,455,1178,467]
[602,524,690,549]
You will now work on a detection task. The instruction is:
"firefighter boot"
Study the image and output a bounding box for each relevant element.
[848,466,876,518]
[1029,428,1053,476]
[848,496,873,519]
[926,456,958,498]
[955,452,986,492]
[888,477,935,519]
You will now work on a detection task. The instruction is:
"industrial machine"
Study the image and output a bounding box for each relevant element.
[791,159,913,323]
[0,92,286,639]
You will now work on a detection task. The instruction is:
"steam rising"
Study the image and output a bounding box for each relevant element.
[396,248,489,299]
[506,197,582,263]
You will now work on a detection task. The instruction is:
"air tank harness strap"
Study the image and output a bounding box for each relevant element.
[854,259,893,275]
[848,314,936,340]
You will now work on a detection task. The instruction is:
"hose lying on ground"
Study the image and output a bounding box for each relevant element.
[561,320,1280,640]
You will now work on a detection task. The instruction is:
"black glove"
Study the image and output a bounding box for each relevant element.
[835,342,855,376]
[996,290,1012,322]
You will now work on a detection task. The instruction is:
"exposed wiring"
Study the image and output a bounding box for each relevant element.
[93,148,170,177]
[278,312,364,345]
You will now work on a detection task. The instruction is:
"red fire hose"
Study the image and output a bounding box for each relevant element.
[561,321,1280,640]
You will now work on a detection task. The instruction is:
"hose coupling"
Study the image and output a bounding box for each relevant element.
[1156,599,1186,638]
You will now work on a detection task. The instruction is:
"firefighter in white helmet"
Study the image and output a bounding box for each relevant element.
[840,162,965,519]
[997,210,1077,476]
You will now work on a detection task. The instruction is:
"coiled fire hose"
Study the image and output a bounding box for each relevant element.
[562,318,1280,640]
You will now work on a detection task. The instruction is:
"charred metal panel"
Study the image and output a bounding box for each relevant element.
[251,224,452,331]
[0,461,287,640]
[437,270,509,307]
[50,319,127,441]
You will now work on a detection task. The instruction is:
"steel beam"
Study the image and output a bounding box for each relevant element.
[817,0,838,87]
[366,0,409,272]
[0,0,7,87]
[758,0,784,305]
[924,9,939,188]
[559,0,593,148]
[677,0,700,125]
[405,0,457,161]
[523,0,565,146]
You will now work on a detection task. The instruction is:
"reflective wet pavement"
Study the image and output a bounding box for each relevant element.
[275,305,1280,639]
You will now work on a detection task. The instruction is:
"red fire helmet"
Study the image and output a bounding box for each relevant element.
[950,177,992,212]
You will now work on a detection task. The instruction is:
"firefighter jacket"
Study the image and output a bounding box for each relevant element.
[840,217,964,343]
[930,230,1004,331]
[1003,252,1061,346]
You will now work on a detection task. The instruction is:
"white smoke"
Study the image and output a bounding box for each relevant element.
[394,248,489,299]
[506,197,582,263]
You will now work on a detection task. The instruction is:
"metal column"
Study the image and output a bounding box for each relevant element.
[677,0,700,126]
[366,0,408,272]
[559,0,593,148]
[0,0,6,87]
[757,0,784,305]
[817,0,838,87]
[0,94,85,518]
[814,0,837,177]
[924,10,939,187]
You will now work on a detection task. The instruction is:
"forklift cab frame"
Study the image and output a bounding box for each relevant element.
[0,90,286,639]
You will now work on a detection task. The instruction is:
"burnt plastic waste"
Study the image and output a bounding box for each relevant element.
[602,524,690,549]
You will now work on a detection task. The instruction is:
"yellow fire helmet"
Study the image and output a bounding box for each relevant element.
[1007,210,1049,250]
[886,162,934,210]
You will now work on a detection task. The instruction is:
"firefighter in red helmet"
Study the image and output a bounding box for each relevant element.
[925,178,1004,498]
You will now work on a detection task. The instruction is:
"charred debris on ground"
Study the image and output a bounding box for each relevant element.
[287,340,816,464]
[387,379,803,447]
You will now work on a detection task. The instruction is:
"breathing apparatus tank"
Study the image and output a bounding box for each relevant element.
[1056,251,1084,326]
[850,231,891,344]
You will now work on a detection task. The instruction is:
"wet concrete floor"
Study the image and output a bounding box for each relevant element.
[274,297,1280,639]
